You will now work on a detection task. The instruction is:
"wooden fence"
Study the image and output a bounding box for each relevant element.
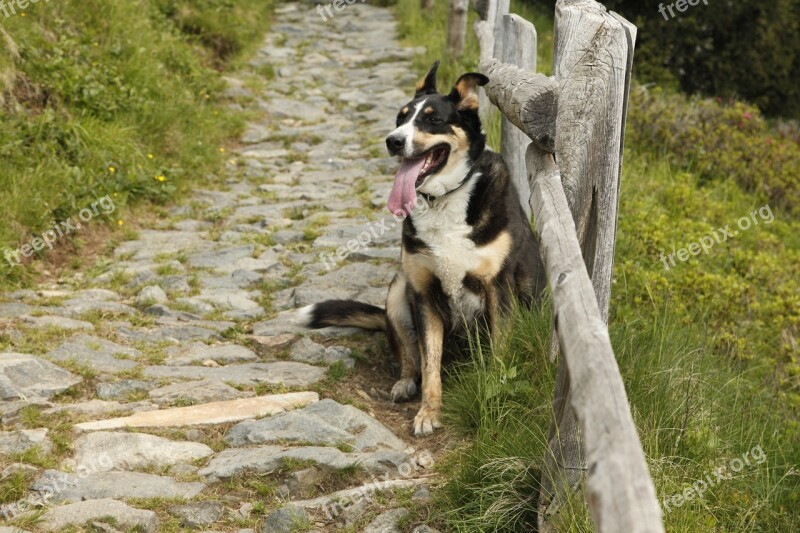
[448,0,666,531]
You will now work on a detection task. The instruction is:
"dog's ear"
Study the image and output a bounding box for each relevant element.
[415,60,440,96]
[448,72,489,111]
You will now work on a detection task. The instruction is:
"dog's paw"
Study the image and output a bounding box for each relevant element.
[413,406,442,437]
[391,378,417,403]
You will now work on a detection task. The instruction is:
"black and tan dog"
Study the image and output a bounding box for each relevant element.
[302,61,545,436]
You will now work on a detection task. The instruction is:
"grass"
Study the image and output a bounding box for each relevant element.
[393,0,800,530]
[0,0,275,288]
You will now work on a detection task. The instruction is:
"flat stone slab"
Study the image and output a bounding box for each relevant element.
[0,353,82,400]
[0,428,50,455]
[142,362,327,387]
[149,379,251,406]
[363,508,410,533]
[33,470,205,503]
[74,392,319,430]
[72,431,214,471]
[22,315,94,331]
[226,399,407,453]
[164,342,258,366]
[39,498,158,532]
[47,334,140,373]
[198,445,406,482]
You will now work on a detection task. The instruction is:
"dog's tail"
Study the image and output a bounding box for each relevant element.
[301,300,386,332]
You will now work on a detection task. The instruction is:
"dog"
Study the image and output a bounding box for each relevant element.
[303,61,546,436]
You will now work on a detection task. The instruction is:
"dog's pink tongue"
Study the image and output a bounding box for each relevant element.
[388,158,425,216]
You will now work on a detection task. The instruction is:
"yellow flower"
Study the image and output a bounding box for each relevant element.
[218,147,225,153]
[108,166,116,173]
[155,175,166,182]
[117,220,123,226]
[204,94,210,100]
[228,159,236,165]
[147,153,154,159]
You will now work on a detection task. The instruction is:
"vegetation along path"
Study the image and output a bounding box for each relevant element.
[0,3,443,532]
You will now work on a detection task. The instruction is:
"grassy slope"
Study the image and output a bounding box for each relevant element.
[0,0,274,287]
[394,0,800,530]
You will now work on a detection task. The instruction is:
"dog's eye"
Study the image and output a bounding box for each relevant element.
[427,116,444,124]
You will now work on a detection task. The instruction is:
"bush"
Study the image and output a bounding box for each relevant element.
[628,84,800,213]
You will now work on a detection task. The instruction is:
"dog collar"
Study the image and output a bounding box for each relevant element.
[418,165,479,206]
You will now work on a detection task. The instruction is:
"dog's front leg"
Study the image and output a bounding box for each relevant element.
[414,300,445,436]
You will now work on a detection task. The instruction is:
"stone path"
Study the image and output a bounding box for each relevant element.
[0,3,441,532]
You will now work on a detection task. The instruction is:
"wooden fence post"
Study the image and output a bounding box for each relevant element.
[538,0,638,526]
[500,14,537,218]
[447,0,470,58]
[473,0,508,121]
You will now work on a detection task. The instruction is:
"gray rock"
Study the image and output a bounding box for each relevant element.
[200,270,262,290]
[60,300,137,318]
[0,302,33,318]
[137,285,169,305]
[288,338,353,366]
[22,315,95,331]
[39,498,158,532]
[198,446,348,482]
[363,508,410,533]
[159,275,193,294]
[261,505,308,533]
[225,399,407,452]
[143,362,326,388]
[72,431,213,471]
[0,353,82,400]
[168,500,223,529]
[33,470,205,503]
[96,379,153,400]
[165,343,258,366]
[197,289,261,312]
[198,444,407,483]
[412,526,441,533]
[0,428,50,455]
[47,335,140,374]
[187,246,254,269]
[413,485,432,502]
[149,379,249,405]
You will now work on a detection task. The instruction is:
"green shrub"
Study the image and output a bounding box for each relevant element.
[628,85,800,213]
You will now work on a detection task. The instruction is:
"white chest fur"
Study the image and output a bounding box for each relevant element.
[410,176,487,322]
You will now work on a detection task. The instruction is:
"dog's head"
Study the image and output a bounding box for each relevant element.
[386,61,489,217]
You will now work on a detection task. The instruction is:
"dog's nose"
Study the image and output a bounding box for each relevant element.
[386,134,405,155]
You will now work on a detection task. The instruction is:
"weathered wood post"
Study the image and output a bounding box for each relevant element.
[473,0,508,120]
[500,14,537,217]
[447,0,470,58]
[538,0,639,527]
